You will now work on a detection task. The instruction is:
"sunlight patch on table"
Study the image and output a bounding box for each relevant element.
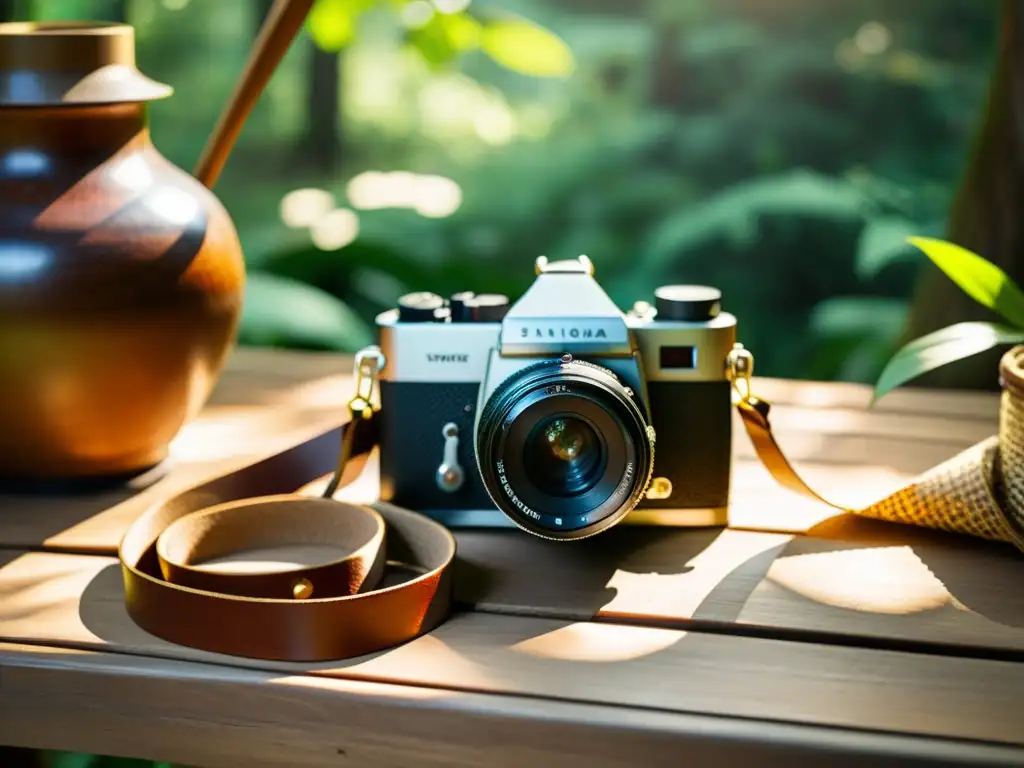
[0,553,106,638]
[765,546,957,614]
[270,374,354,410]
[297,458,381,505]
[510,623,682,662]
[168,405,335,464]
[332,634,506,688]
[729,460,914,534]
[276,672,452,700]
[168,407,287,463]
[599,530,790,620]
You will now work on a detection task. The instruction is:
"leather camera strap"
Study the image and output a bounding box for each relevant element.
[734,394,849,511]
[119,355,456,663]
[117,344,855,663]
[726,344,853,512]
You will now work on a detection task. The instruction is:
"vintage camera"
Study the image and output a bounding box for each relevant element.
[373,255,738,541]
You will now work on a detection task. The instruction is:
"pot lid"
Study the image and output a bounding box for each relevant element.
[0,22,173,106]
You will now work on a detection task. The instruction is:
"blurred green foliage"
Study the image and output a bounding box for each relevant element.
[7,0,1001,387]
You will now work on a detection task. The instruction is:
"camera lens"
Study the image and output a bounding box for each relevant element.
[524,415,606,498]
[476,359,654,541]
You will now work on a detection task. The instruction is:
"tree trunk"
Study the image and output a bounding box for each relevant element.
[306,44,342,168]
[254,0,274,36]
[898,0,1024,390]
[252,0,341,169]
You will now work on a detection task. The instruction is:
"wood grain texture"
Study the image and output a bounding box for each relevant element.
[0,542,789,669]
[0,352,352,551]
[0,404,343,552]
[455,515,1024,651]
[3,553,1024,750]
[454,526,792,623]
[4,526,1024,673]
[737,513,1024,653]
[4,643,1019,768]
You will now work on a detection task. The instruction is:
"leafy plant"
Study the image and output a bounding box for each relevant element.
[238,271,374,351]
[873,237,1024,401]
[307,0,575,78]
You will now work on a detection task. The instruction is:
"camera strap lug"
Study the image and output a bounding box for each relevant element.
[321,345,386,499]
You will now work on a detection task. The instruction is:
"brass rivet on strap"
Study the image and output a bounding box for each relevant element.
[292,578,314,600]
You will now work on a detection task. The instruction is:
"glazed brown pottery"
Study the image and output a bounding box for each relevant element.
[0,22,245,479]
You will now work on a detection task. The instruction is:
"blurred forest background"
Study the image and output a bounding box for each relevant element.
[0,0,1003,386]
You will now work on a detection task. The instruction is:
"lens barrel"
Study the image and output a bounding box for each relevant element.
[476,358,655,540]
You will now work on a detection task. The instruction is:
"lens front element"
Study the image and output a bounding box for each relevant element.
[524,415,606,498]
[476,359,655,541]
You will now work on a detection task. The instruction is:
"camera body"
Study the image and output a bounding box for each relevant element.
[374,256,737,539]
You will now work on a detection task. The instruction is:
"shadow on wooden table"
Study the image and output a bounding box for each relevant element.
[74,524,785,664]
[451,525,791,625]
[0,404,347,552]
[743,512,1024,639]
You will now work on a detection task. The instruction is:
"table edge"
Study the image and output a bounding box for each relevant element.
[1,641,1020,768]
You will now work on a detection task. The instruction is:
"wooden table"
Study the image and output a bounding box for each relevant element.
[2,347,1023,768]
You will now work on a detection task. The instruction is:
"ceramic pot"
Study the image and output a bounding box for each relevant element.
[0,22,245,480]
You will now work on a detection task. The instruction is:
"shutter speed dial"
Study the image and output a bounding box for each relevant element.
[653,285,722,322]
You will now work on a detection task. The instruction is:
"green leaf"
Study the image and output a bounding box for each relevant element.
[908,236,1024,328]
[872,321,1024,403]
[240,271,373,352]
[480,17,575,78]
[308,0,355,52]
[441,12,482,52]
[407,15,460,69]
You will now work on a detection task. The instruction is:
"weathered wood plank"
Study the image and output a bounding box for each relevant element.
[735,513,1024,650]
[4,512,1024,670]
[461,490,1024,641]
[3,643,1018,768]
[0,404,346,552]
[752,375,1000,420]
[0,543,783,666]
[2,549,1024,749]
[456,515,1024,652]
[0,418,976,552]
[0,449,936,552]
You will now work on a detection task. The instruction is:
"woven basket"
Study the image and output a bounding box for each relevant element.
[854,346,1024,552]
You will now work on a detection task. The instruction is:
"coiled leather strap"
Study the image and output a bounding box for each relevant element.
[118,411,456,662]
